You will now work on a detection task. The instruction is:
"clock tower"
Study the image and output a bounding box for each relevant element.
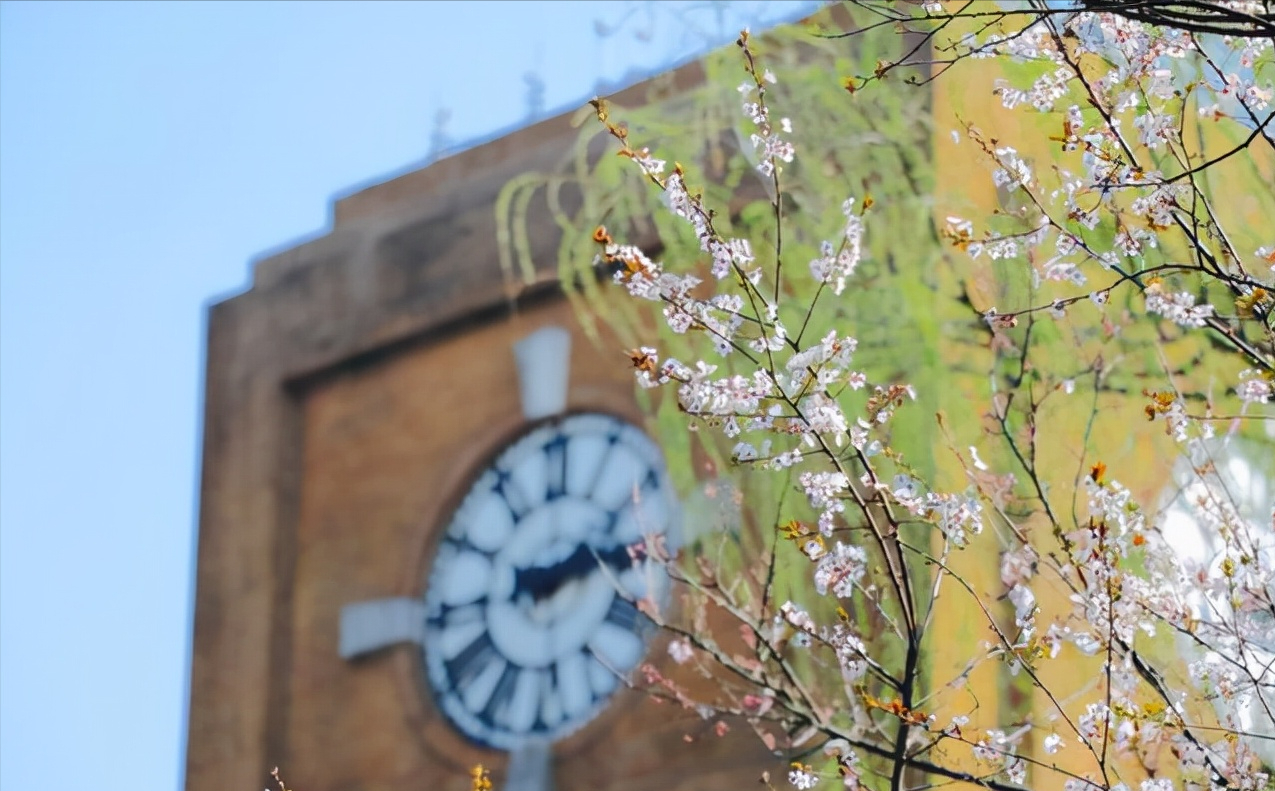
[186,62,775,791]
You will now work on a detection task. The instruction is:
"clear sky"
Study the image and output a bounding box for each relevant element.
[0,2,820,790]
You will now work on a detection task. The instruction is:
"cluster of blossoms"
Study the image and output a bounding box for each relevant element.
[775,600,819,651]
[1127,183,1185,230]
[666,163,760,282]
[1143,284,1214,327]
[773,595,876,694]
[666,638,694,665]
[1057,472,1165,650]
[787,762,819,790]
[799,470,850,535]
[874,473,986,548]
[812,541,866,597]
[738,60,794,178]
[971,727,1028,785]
[808,200,863,296]
[1236,368,1273,404]
[823,621,870,683]
[921,491,983,548]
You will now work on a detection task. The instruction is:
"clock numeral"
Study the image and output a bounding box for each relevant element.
[435,548,493,607]
[544,438,567,499]
[589,622,646,674]
[585,650,618,699]
[506,667,543,735]
[456,489,516,554]
[586,435,619,500]
[481,662,522,726]
[496,471,531,519]
[589,441,655,512]
[555,651,593,718]
[610,480,668,544]
[538,670,563,730]
[446,632,499,689]
[442,534,497,561]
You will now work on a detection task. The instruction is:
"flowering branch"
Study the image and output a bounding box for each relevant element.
[558,4,1275,790]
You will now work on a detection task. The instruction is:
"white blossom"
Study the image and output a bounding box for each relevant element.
[814,542,867,597]
[788,764,819,790]
[667,639,693,664]
[1145,286,1213,328]
[1236,369,1272,404]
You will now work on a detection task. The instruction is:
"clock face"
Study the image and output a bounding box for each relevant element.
[422,412,677,750]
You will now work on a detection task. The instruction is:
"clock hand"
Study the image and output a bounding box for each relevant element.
[592,542,636,574]
[514,542,635,602]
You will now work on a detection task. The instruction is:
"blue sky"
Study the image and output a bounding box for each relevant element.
[0,2,820,789]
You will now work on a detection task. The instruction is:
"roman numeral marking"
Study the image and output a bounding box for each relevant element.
[496,470,531,519]
[585,435,620,502]
[544,439,567,499]
[481,662,522,726]
[447,632,498,689]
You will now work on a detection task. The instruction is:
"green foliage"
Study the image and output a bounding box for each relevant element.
[549,7,944,500]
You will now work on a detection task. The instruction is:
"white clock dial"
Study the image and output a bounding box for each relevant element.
[422,413,676,750]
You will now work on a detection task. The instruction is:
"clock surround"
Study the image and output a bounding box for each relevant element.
[420,410,676,752]
[186,55,779,791]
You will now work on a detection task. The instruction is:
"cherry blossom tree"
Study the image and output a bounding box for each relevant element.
[547,2,1274,789]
